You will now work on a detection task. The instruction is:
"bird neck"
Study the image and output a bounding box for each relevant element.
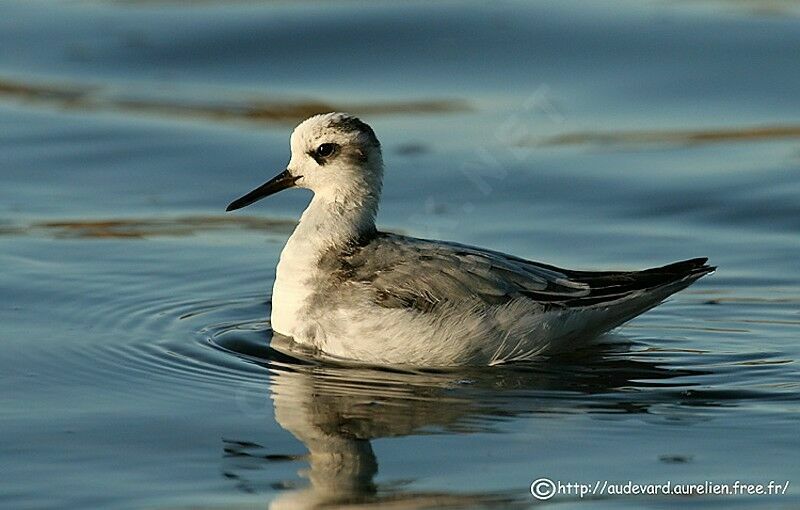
[291,182,380,255]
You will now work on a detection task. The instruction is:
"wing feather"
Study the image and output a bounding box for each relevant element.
[336,234,713,313]
[340,234,588,311]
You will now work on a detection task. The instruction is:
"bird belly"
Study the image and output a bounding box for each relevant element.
[304,299,615,366]
[271,285,653,366]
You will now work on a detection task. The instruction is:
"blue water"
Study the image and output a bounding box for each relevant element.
[1,1,799,508]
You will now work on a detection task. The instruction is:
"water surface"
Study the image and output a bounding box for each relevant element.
[1,1,799,508]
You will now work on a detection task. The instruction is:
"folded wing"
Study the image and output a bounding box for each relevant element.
[337,234,714,313]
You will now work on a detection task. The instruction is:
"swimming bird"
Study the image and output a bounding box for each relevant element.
[226,113,714,367]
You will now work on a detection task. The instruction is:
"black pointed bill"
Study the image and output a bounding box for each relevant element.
[226,170,300,212]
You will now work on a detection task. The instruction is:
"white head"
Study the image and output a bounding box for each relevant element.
[226,113,383,213]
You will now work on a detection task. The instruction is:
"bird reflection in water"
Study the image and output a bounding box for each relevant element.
[225,334,705,509]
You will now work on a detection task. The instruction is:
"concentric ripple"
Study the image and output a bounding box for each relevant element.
[19,259,293,401]
[17,235,796,413]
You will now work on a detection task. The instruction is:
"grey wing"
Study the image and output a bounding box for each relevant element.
[343,234,590,312]
[343,234,714,312]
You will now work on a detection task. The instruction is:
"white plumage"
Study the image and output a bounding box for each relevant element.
[227,113,714,367]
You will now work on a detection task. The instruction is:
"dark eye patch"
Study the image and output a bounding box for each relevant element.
[309,143,339,165]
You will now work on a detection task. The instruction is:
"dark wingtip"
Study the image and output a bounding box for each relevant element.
[699,263,717,275]
[678,257,708,268]
[688,258,716,277]
[645,257,709,273]
[643,257,716,284]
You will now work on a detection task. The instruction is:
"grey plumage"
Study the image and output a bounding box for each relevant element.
[321,232,714,314]
[228,112,714,366]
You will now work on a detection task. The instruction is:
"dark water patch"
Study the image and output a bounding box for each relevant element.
[222,439,305,462]
[393,142,431,156]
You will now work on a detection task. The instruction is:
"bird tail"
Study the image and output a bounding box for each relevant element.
[640,257,716,283]
[588,257,715,334]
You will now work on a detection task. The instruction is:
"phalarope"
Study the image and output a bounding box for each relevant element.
[227,113,714,366]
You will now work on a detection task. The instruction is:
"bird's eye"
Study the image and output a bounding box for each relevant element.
[316,143,337,158]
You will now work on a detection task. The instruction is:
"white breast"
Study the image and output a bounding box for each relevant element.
[269,189,381,346]
[270,197,347,342]
[271,235,318,340]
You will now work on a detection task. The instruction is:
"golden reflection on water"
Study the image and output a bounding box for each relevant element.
[537,124,800,148]
[265,362,529,510]
[1,216,297,239]
[91,0,800,15]
[252,343,705,509]
[0,76,469,126]
[686,0,800,15]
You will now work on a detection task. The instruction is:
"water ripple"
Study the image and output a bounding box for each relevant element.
[18,246,796,415]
